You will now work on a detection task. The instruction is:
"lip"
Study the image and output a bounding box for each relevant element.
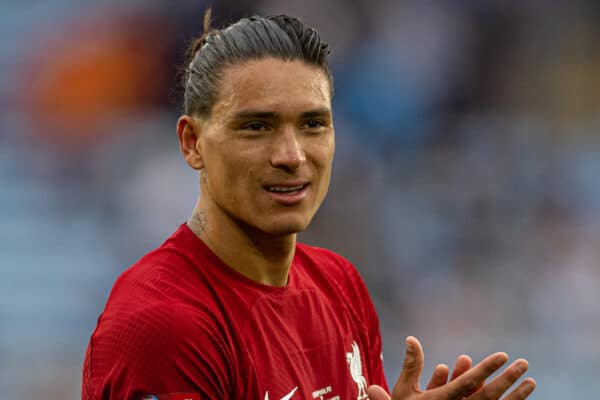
[263,182,310,206]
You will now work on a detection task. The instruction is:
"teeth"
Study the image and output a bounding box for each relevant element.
[267,185,304,192]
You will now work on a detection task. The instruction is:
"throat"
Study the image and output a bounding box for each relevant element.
[187,206,296,287]
[232,232,296,287]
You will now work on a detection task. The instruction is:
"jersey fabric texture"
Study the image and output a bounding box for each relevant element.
[82,224,388,400]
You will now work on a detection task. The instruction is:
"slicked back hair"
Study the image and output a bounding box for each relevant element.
[181,11,332,117]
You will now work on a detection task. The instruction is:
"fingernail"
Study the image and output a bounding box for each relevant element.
[496,352,509,366]
[515,361,528,373]
[460,354,472,363]
[523,379,536,393]
[436,364,447,375]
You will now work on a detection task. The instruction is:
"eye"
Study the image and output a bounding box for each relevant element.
[243,121,270,131]
[301,119,325,129]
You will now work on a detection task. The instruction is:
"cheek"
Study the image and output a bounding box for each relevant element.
[321,141,335,190]
[309,144,334,195]
[207,143,253,182]
[319,163,333,195]
[309,137,335,172]
[218,156,261,204]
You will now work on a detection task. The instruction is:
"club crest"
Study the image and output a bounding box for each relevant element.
[346,341,368,400]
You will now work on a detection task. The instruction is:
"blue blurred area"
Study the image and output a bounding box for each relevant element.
[2,0,600,398]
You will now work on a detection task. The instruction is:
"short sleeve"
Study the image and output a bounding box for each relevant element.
[82,302,233,400]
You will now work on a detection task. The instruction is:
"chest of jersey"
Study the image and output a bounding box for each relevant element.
[233,289,370,400]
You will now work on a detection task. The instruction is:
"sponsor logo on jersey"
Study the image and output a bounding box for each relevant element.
[264,386,298,400]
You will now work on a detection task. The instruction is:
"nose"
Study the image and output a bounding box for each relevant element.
[270,126,306,171]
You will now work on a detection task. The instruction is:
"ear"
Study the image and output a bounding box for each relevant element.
[177,115,204,170]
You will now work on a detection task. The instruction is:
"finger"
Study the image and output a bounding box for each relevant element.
[426,364,449,390]
[392,336,424,397]
[432,352,508,399]
[502,378,536,400]
[450,355,479,396]
[366,384,391,400]
[469,359,529,400]
[450,355,472,381]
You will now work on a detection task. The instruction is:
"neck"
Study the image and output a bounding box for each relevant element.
[187,198,296,287]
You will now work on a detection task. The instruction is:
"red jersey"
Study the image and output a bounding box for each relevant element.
[82,224,388,399]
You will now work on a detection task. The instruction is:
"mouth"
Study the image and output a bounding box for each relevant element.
[263,182,310,205]
[264,183,309,195]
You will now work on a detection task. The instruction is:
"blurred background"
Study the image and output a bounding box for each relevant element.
[1,0,599,398]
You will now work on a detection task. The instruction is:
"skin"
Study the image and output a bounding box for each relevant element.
[177,56,535,399]
[177,57,335,287]
[368,337,536,400]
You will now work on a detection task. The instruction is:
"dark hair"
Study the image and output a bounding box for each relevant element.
[181,10,332,116]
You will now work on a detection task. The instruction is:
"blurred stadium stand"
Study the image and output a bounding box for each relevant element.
[1,0,600,398]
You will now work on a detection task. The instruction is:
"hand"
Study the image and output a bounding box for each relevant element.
[367,336,536,400]
[425,353,474,391]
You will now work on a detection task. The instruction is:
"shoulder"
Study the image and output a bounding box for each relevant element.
[97,245,232,356]
[85,300,234,399]
[294,243,374,322]
[89,252,232,375]
[84,226,237,398]
[94,300,230,361]
[106,233,218,310]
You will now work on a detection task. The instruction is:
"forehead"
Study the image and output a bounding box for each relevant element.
[211,58,332,118]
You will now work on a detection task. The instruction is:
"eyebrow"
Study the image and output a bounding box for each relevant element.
[232,108,331,120]
[300,108,332,119]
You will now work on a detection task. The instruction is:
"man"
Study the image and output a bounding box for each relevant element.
[82,13,536,400]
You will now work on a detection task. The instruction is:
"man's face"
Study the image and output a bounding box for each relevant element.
[197,57,335,236]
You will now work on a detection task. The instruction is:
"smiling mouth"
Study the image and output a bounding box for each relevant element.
[264,183,309,195]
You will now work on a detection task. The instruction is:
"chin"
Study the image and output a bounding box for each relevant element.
[261,216,311,236]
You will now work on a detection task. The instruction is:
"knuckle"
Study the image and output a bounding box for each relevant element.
[444,390,460,400]
[445,378,475,400]
[462,377,477,391]
[403,358,419,370]
[518,387,529,399]
[483,363,498,376]
[478,387,495,400]
[508,368,522,381]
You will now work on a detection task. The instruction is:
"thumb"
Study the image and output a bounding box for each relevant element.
[367,384,391,400]
[393,336,424,397]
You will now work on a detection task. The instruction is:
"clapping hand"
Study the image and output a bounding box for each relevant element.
[368,337,536,400]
